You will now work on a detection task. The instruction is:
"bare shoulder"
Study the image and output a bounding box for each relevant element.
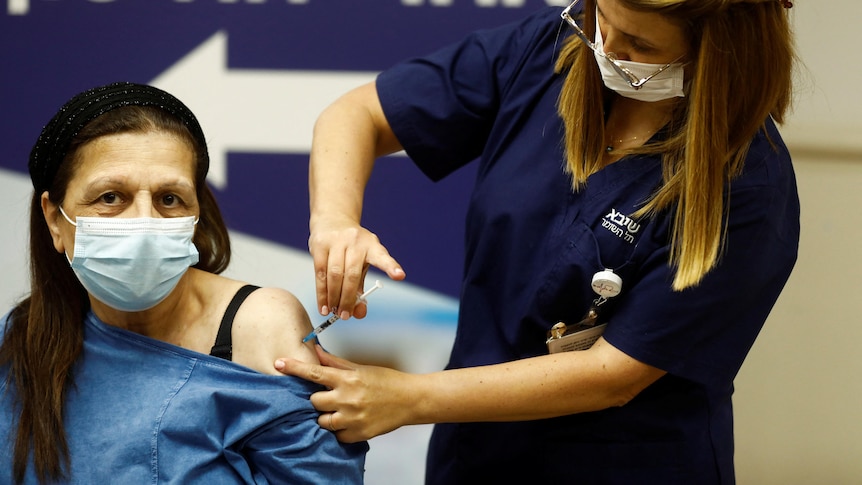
[230,286,319,375]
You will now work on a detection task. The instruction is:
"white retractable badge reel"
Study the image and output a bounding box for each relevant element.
[546,269,623,353]
[591,269,622,299]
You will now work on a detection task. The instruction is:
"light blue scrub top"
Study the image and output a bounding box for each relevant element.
[0,311,368,484]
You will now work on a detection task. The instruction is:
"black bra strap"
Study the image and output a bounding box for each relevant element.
[210,284,260,361]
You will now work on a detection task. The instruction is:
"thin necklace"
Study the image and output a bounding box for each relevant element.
[606,133,653,153]
[604,122,666,153]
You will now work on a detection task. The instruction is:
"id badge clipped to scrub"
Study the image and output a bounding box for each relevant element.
[546,270,622,354]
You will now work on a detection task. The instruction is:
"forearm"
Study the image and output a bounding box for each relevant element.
[274,339,664,441]
[408,338,666,424]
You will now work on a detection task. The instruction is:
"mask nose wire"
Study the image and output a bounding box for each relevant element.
[59,205,200,226]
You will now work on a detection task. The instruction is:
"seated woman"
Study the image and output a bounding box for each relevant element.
[0,82,367,484]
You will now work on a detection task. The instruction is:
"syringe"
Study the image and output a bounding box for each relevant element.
[302,280,384,343]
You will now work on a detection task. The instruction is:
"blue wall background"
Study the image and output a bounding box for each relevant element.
[2,0,567,298]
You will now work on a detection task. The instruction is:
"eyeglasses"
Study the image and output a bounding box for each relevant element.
[560,0,680,90]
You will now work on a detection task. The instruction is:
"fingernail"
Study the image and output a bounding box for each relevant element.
[321,305,329,316]
[340,310,350,320]
[274,360,285,370]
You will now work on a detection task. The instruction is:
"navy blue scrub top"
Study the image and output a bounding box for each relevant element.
[377,5,799,485]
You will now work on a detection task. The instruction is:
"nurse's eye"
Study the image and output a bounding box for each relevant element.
[629,39,657,55]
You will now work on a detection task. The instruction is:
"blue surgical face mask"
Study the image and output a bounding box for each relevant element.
[59,207,200,312]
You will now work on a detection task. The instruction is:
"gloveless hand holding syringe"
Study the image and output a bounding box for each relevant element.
[302,280,384,343]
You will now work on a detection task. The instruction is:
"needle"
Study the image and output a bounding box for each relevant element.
[302,280,384,343]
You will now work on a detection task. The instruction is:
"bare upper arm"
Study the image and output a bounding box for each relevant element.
[230,287,319,375]
[324,81,402,157]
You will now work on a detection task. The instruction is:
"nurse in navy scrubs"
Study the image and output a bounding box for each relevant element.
[277,0,799,483]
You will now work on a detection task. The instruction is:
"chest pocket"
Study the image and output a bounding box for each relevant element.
[593,208,647,269]
[531,214,661,332]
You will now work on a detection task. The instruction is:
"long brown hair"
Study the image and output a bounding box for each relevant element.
[556,0,794,289]
[0,105,231,483]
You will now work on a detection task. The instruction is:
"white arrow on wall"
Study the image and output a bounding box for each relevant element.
[151,30,377,189]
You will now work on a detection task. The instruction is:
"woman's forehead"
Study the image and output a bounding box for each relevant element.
[70,132,197,186]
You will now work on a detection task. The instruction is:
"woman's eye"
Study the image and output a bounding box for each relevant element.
[100,193,118,204]
[161,194,179,206]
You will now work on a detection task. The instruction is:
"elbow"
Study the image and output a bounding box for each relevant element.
[578,338,667,411]
[603,371,665,409]
[600,369,665,409]
[605,385,642,408]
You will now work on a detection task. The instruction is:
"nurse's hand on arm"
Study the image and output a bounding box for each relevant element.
[308,81,406,321]
[274,338,667,443]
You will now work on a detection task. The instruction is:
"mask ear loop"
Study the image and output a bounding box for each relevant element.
[58,206,78,227]
[57,206,78,264]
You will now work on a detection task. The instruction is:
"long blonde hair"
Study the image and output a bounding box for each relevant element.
[556,0,795,290]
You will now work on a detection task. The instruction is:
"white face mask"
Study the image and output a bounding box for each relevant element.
[60,207,200,312]
[593,16,685,103]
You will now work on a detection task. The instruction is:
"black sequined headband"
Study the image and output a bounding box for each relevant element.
[28,81,209,193]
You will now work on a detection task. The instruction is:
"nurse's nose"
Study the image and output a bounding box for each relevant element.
[601,28,631,62]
